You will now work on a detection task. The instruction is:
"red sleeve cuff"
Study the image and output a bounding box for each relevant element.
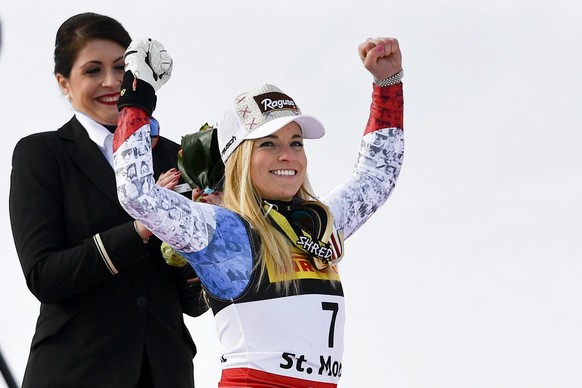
[113,107,150,152]
[364,82,404,135]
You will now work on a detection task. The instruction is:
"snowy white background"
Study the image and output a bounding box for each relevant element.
[1,1,581,387]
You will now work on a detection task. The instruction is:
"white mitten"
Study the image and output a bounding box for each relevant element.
[124,38,172,92]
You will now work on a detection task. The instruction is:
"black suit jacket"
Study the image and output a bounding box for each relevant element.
[9,117,205,387]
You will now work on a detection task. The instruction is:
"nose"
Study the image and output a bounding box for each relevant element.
[102,69,122,88]
[277,145,297,162]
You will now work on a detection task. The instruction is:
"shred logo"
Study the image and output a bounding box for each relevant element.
[254,92,298,114]
[296,236,332,260]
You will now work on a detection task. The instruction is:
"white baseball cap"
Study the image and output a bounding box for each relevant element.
[218,84,325,162]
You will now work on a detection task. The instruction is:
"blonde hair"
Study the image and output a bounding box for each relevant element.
[221,140,318,294]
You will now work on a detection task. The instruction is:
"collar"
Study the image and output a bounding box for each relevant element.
[263,198,299,215]
[74,111,112,150]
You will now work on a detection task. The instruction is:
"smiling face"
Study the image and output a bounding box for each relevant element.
[56,39,125,126]
[250,121,307,202]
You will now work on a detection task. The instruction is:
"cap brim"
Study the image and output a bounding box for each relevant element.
[244,115,325,141]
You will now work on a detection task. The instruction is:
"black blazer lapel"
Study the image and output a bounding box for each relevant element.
[59,117,122,209]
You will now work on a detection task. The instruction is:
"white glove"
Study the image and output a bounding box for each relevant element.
[124,38,172,92]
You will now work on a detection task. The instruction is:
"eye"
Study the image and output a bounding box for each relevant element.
[85,67,102,76]
[291,140,304,148]
[257,140,274,148]
[115,64,125,72]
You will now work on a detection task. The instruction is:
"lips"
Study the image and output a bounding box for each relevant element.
[97,94,119,105]
[270,169,296,176]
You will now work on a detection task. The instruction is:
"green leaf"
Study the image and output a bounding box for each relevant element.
[177,123,225,192]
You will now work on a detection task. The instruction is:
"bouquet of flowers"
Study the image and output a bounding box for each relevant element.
[177,122,225,194]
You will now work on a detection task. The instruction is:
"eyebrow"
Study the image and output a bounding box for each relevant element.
[80,56,124,68]
[80,60,103,67]
[264,133,304,139]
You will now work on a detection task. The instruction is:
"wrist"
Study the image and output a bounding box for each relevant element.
[118,71,157,115]
[364,82,404,135]
[133,221,152,244]
[373,70,404,87]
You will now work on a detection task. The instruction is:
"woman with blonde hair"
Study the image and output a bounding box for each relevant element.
[113,36,404,387]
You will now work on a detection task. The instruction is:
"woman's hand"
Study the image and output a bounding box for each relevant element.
[124,38,172,92]
[156,168,181,190]
[192,188,223,205]
[358,37,402,81]
[134,220,153,242]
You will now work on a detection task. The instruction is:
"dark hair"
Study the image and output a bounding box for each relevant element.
[54,12,131,77]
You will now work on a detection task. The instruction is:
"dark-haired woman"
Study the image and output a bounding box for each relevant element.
[9,13,205,387]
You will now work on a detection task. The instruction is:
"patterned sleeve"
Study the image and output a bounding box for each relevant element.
[112,107,253,299]
[321,83,404,239]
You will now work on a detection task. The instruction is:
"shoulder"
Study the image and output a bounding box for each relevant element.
[12,118,76,162]
[14,130,60,155]
[15,117,78,146]
[152,136,181,161]
[154,136,180,152]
